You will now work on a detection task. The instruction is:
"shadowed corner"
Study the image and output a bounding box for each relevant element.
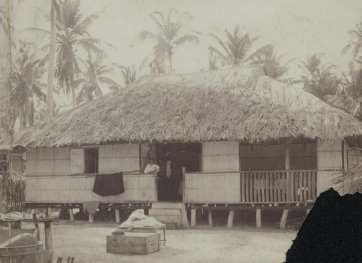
[285,188,362,263]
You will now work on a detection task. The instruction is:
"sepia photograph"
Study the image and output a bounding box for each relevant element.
[0,0,362,262]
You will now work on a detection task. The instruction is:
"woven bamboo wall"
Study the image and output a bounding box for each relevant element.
[184,172,240,203]
[27,147,71,175]
[25,174,157,203]
[317,139,343,194]
[99,144,140,173]
[202,141,239,172]
[346,144,362,170]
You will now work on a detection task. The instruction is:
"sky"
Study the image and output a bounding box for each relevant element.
[6,0,362,105]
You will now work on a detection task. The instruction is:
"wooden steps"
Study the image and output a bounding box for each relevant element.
[149,202,188,228]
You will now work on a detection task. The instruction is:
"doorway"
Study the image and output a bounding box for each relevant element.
[155,143,201,201]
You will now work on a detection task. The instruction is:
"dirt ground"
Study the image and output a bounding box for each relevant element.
[23,221,296,263]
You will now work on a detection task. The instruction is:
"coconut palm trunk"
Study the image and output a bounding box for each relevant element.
[5,0,14,137]
[46,0,56,117]
[71,86,76,109]
[168,53,173,73]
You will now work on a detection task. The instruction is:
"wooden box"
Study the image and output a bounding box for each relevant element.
[106,232,160,255]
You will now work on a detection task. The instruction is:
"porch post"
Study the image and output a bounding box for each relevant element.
[285,141,290,170]
[285,141,291,203]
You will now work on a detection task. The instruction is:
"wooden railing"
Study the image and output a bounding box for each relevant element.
[240,170,317,203]
[184,170,317,204]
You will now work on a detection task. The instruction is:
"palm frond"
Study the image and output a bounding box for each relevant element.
[140,31,156,40]
[71,13,98,36]
[174,34,199,46]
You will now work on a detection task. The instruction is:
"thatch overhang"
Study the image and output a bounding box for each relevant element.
[15,66,362,147]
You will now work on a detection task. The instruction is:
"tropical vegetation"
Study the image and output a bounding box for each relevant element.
[140,10,199,73]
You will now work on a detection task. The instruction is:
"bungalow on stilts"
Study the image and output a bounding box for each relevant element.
[15,66,362,228]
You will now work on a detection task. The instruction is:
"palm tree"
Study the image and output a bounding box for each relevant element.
[249,45,290,80]
[10,41,46,129]
[76,53,119,104]
[300,54,339,100]
[55,0,101,108]
[0,9,7,33]
[140,10,199,73]
[1,0,15,141]
[335,63,362,118]
[113,64,139,88]
[209,25,265,67]
[342,21,362,63]
[46,0,60,117]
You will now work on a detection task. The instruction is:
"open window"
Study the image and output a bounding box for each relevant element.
[84,148,98,173]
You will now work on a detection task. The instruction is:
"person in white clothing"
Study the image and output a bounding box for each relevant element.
[143,159,160,174]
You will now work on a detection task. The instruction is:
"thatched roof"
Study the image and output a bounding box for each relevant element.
[15,66,362,147]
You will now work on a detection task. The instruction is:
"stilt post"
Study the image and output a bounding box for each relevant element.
[88,213,94,223]
[68,208,74,221]
[190,208,196,227]
[227,210,235,228]
[256,208,262,229]
[181,204,189,228]
[208,209,213,226]
[114,208,120,224]
[280,209,289,229]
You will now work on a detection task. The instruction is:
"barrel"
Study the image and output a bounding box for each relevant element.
[0,234,45,263]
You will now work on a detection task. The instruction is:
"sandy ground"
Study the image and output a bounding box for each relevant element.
[22,221,296,263]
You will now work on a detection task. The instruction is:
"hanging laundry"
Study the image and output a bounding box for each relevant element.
[93,173,125,197]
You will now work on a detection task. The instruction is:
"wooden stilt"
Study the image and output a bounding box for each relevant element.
[280,209,289,229]
[256,208,262,229]
[208,209,213,226]
[88,213,94,223]
[190,208,196,227]
[181,204,189,228]
[47,207,52,218]
[68,208,74,221]
[114,209,120,224]
[227,210,234,228]
[44,221,53,251]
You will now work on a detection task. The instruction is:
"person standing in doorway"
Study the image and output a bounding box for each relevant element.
[144,159,160,175]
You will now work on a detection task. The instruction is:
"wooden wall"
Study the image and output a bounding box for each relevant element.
[25,174,157,203]
[317,139,343,194]
[99,144,139,173]
[25,144,157,203]
[202,141,239,172]
[184,172,240,203]
[27,147,70,175]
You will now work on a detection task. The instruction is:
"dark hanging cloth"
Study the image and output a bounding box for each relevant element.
[285,188,362,263]
[92,172,125,197]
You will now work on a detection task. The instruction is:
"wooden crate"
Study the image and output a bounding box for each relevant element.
[106,232,160,255]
